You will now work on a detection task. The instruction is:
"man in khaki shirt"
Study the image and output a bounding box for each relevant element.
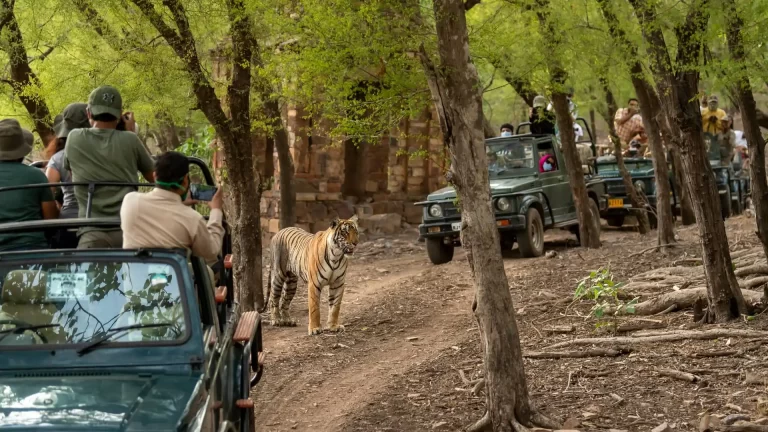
[120,152,224,264]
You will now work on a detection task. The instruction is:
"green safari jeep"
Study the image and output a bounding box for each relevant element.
[0,157,263,431]
[417,128,607,264]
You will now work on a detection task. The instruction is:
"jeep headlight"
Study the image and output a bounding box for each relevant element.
[496,197,512,212]
[428,204,443,218]
[634,180,645,193]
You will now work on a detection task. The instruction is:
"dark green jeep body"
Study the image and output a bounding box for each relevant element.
[417,126,607,264]
[0,157,263,432]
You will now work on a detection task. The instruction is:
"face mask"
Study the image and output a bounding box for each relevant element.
[156,175,189,201]
[543,162,552,171]
[501,131,512,137]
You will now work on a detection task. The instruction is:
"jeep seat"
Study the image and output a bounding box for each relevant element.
[0,270,64,343]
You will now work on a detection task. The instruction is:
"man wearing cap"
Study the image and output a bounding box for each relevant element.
[0,119,59,251]
[46,103,91,220]
[530,95,556,135]
[64,85,155,249]
[702,95,727,135]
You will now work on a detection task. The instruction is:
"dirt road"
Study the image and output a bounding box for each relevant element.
[253,221,768,432]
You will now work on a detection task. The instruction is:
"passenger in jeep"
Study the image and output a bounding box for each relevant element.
[0,119,58,251]
[120,151,225,264]
[63,85,155,249]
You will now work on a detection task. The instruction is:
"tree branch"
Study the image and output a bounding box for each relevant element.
[465,0,482,10]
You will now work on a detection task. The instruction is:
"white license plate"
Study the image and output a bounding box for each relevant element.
[451,222,462,232]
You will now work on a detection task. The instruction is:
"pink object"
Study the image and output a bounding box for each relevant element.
[539,154,555,172]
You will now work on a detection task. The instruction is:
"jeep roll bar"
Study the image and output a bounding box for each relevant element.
[0,156,215,219]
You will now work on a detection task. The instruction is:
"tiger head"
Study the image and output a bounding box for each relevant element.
[330,215,359,255]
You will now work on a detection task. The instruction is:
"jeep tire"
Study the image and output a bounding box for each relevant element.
[606,215,625,227]
[518,208,544,258]
[426,237,454,265]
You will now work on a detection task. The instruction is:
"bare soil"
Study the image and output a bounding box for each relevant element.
[252,219,768,432]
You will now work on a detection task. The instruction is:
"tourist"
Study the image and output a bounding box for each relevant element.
[45,103,90,220]
[64,85,155,248]
[701,95,727,135]
[718,116,736,167]
[0,119,58,251]
[500,123,514,137]
[530,96,556,135]
[614,98,644,147]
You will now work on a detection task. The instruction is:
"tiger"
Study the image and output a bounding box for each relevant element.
[264,215,359,335]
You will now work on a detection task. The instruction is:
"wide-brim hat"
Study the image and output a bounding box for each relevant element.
[533,95,547,108]
[53,102,90,138]
[0,119,33,161]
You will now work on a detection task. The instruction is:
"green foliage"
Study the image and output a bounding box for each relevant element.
[574,268,636,318]
[177,126,216,164]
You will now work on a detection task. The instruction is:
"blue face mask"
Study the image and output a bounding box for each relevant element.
[501,131,512,137]
[543,162,553,171]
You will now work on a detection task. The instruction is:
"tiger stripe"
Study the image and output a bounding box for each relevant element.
[266,216,359,335]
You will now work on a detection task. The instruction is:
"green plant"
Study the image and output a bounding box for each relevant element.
[574,268,636,318]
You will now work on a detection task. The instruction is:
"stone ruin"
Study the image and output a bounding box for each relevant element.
[259,104,447,240]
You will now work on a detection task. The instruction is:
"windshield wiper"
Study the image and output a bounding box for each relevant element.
[76,323,172,356]
[0,324,61,344]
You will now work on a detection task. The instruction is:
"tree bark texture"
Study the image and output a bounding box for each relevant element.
[662,124,697,225]
[631,0,748,321]
[0,0,54,144]
[264,98,296,229]
[536,2,600,249]
[131,0,264,311]
[600,77,650,234]
[418,1,556,430]
[724,0,768,260]
[596,0,673,244]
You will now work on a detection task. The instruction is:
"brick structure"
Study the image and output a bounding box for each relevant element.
[259,104,447,239]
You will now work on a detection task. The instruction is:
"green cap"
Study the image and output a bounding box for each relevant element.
[53,102,90,138]
[87,85,122,119]
[0,119,33,161]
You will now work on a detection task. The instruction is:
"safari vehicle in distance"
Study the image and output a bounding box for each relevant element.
[595,157,666,228]
[0,157,263,432]
[416,118,607,265]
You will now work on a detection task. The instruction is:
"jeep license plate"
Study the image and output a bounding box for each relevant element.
[451,222,462,232]
[608,198,624,208]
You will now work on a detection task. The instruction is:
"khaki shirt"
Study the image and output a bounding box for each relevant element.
[120,188,224,263]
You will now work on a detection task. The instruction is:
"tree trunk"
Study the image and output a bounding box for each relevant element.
[536,2,600,249]
[664,130,696,225]
[589,108,597,144]
[724,0,768,259]
[631,76,675,245]
[130,0,265,311]
[551,93,601,248]
[264,98,296,229]
[417,1,557,430]
[631,0,748,321]
[154,111,180,153]
[600,78,650,234]
[596,0,673,244]
[0,0,54,144]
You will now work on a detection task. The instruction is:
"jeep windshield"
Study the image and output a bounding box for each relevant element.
[598,160,653,173]
[0,258,187,348]
[486,139,535,178]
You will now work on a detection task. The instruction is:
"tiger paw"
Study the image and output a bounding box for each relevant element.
[324,324,345,333]
[308,327,323,336]
[279,317,297,327]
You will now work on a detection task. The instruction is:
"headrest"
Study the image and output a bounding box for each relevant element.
[1,270,48,305]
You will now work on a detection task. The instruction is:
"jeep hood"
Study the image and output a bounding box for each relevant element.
[427,176,537,201]
[0,375,201,431]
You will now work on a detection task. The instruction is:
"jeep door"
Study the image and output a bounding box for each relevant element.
[537,140,573,224]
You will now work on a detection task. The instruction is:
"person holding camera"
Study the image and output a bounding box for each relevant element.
[701,95,727,135]
[614,98,644,148]
[120,151,224,264]
[63,85,155,248]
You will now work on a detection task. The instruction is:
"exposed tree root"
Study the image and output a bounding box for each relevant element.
[606,288,764,315]
[657,367,707,385]
[545,328,768,350]
[742,276,768,289]
[466,412,491,432]
[525,347,631,359]
[721,424,768,432]
[735,264,768,277]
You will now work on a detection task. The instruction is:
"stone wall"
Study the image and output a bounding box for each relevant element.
[260,104,445,240]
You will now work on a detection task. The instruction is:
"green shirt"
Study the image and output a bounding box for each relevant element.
[0,162,54,251]
[64,128,154,231]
